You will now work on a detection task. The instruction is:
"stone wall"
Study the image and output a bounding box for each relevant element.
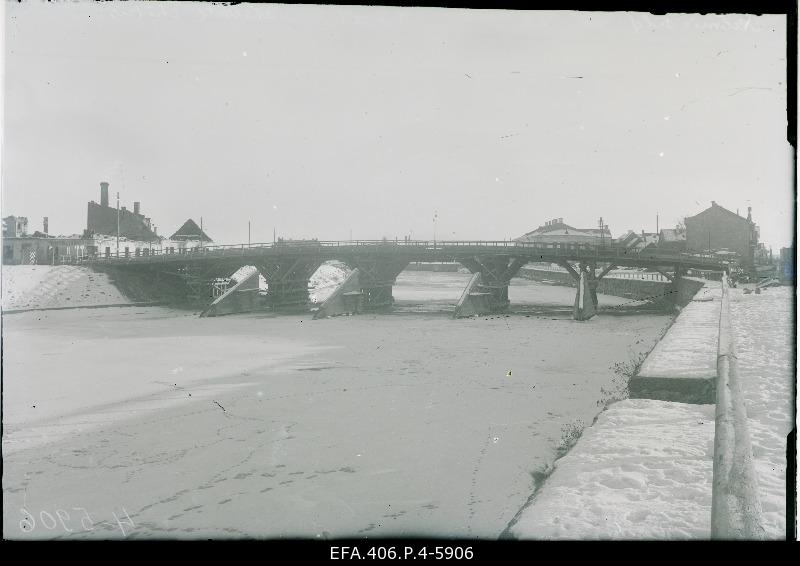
[516,267,705,308]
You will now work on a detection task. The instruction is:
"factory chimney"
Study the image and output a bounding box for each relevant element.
[747,206,752,222]
[100,182,109,208]
[134,202,140,216]
[43,217,48,235]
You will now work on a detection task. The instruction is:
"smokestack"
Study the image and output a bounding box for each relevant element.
[747,206,752,222]
[43,217,48,235]
[134,202,140,215]
[711,200,716,207]
[100,182,109,208]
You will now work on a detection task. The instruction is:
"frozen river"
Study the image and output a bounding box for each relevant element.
[2,271,673,539]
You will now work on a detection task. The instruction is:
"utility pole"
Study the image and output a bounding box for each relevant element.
[248,220,251,246]
[116,192,120,258]
[656,213,659,235]
[599,216,604,246]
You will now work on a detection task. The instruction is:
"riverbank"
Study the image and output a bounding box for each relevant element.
[509,285,793,539]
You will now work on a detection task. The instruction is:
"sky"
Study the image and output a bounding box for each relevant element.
[1,2,793,249]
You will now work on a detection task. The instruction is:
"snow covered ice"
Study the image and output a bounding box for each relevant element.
[1,267,675,539]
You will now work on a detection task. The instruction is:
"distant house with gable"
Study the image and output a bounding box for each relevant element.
[170,219,212,244]
[684,201,759,268]
[618,230,659,251]
[515,218,613,245]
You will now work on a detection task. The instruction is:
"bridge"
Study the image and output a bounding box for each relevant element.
[81,239,732,320]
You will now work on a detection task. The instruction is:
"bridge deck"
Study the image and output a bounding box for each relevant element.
[78,240,731,272]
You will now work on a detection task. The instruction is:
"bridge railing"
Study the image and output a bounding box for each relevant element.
[75,238,731,270]
[710,274,765,539]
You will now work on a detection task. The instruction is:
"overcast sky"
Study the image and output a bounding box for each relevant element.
[2,2,793,249]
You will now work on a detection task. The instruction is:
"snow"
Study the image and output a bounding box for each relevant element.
[309,261,351,304]
[728,286,794,538]
[511,283,793,540]
[2,265,132,311]
[637,282,720,380]
[2,272,671,539]
[227,263,351,299]
[510,399,716,539]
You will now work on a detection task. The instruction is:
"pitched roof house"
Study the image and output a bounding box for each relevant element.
[170,219,212,242]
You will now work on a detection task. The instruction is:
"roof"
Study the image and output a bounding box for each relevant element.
[170,219,212,242]
[687,202,753,224]
[519,221,580,238]
[517,220,612,241]
[619,230,658,247]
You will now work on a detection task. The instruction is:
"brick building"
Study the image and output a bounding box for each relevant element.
[86,182,158,241]
[684,201,759,269]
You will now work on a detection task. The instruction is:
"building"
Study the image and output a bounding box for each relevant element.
[86,182,158,241]
[2,215,89,265]
[84,182,212,258]
[684,201,759,269]
[2,215,29,238]
[657,228,687,252]
[2,235,89,265]
[618,230,659,251]
[780,246,794,283]
[515,218,613,245]
[2,181,214,264]
[170,219,212,244]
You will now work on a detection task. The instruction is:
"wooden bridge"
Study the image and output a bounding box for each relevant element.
[81,240,732,320]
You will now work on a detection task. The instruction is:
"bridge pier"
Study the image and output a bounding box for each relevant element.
[200,268,262,317]
[169,262,242,306]
[344,258,409,311]
[313,268,364,319]
[257,257,323,310]
[558,260,609,321]
[459,256,525,313]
